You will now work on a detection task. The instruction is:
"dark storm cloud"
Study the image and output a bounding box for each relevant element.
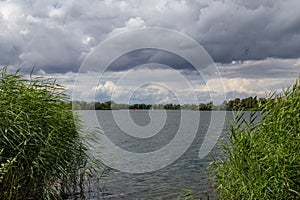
[0,0,300,74]
[108,49,194,72]
[218,58,300,79]
[192,0,300,63]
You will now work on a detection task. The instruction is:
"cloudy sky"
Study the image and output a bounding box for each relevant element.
[1,0,299,104]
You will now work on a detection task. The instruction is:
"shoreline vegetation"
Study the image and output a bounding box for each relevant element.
[210,76,300,199]
[0,68,99,200]
[73,96,267,111]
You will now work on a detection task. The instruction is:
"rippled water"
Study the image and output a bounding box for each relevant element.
[78,110,233,200]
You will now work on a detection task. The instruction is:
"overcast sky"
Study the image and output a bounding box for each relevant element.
[1,0,299,104]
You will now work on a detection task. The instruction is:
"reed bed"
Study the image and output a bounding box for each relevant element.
[210,77,300,199]
[0,67,92,199]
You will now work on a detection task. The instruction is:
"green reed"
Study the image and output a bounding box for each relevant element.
[0,67,94,199]
[209,77,300,199]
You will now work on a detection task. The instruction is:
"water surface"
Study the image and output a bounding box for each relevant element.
[78,110,233,199]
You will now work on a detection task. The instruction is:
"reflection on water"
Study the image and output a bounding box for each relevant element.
[78,110,232,199]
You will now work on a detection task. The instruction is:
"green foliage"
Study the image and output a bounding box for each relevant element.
[0,67,91,199]
[225,96,264,111]
[129,103,152,110]
[210,77,300,199]
[163,103,181,110]
[199,101,213,110]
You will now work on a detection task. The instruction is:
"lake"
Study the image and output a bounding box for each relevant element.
[77,110,233,199]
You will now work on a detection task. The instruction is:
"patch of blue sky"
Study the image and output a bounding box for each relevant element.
[52,2,62,9]
[199,79,206,85]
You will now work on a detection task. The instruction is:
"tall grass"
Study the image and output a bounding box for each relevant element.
[0,67,92,199]
[210,77,300,199]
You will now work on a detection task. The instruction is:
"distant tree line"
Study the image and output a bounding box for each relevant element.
[129,104,152,110]
[199,97,267,111]
[226,96,267,111]
[72,96,268,111]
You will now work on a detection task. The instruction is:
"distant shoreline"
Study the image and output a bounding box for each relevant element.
[72,96,267,111]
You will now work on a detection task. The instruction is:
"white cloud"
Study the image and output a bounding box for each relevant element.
[108,17,146,37]
[95,81,116,96]
[126,17,145,29]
